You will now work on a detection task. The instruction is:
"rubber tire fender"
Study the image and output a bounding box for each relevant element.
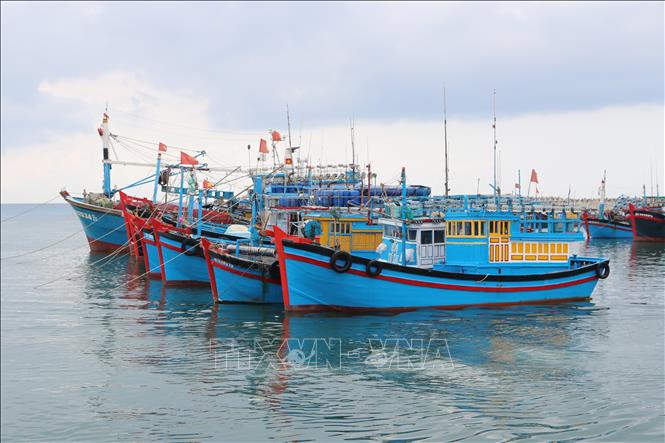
[595,262,610,279]
[365,260,383,277]
[182,241,199,256]
[268,260,281,280]
[330,250,352,273]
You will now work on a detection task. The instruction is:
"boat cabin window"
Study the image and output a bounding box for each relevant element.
[566,222,579,233]
[407,229,417,241]
[446,220,486,238]
[384,225,402,239]
[331,222,351,234]
[434,229,445,243]
[421,230,433,244]
[489,220,509,236]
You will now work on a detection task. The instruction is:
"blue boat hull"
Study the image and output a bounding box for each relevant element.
[276,238,607,312]
[206,251,282,304]
[584,217,632,239]
[155,231,209,285]
[61,191,128,252]
[140,230,162,279]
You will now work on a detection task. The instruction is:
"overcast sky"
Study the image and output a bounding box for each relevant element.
[1,1,663,202]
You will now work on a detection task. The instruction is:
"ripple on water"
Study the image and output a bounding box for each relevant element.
[1,209,664,441]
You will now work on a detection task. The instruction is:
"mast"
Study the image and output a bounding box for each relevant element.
[492,90,498,203]
[443,83,449,197]
[350,117,356,182]
[598,170,606,215]
[286,105,293,170]
[101,112,112,196]
[400,167,407,267]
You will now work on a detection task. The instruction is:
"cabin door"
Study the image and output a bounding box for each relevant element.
[489,220,510,263]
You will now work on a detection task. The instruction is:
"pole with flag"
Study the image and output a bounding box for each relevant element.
[259,138,269,167]
[152,142,167,203]
[527,169,538,197]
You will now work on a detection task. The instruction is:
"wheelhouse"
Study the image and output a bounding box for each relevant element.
[376,207,584,274]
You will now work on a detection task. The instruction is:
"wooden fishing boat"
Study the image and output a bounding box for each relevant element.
[582,212,632,239]
[581,172,632,239]
[628,202,665,242]
[60,190,128,252]
[271,169,610,313]
[202,238,282,304]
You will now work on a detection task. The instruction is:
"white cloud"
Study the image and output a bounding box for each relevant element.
[2,71,663,203]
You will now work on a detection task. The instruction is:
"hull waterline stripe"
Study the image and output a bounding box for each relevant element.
[284,253,598,293]
[211,260,280,285]
[286,296,592,313]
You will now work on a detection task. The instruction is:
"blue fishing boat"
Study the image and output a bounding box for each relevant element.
[61,190,129,252]
[202,238,282,304]
[272,168,610,312]
[201,172,389,303]
[628,200,665,242]
[61,113,129,251]
[582,172,632,239]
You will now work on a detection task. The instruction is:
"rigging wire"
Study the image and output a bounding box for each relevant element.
[1,195,61,223]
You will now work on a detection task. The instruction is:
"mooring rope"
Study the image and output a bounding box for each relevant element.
[0,195,61,223]
[0,209,114,261]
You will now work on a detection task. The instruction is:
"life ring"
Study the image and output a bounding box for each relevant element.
[182,241,199,256]
[268,260,281,280]
[365,260,383,277]
[595,262,610,279]
[330,250,352,273]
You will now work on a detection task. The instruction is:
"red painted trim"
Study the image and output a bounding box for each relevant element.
[587,221,632,232]
[160,241,184,253]
[633,235,665,242]
[86,236,128,253]
[151,220,167,281]
[201,239,219,303]
[147,272,161,279]
[210,258,280,284]
[272,227,291,307]
[628,204,639,239]
[119,192,140,257]
[286,296,592,313]
[284,252,598,293]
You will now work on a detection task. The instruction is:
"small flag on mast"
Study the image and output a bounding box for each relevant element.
[203,178,214,189]
[259,139,269,154]
[271,131,282,142]
[180,151,199,166]
[158,142,167,152]
[515,183,520,189]
[530,169,539,184]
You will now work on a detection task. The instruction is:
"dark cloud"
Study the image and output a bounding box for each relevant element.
[2,1,663,146]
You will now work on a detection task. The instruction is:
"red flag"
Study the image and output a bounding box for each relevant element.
[259,138,269,154]
[271,130,282,142]
[158,142,167,152]
[530,169,538,184]
[203,179,213,189]
[180,151,199,166]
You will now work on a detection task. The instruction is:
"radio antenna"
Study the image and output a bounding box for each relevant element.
[443,83,449,197]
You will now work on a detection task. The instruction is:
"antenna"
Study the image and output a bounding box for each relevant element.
[492,90,498,199]
[286,104,293,151]
[350,117,356,173]
[443,83,449,197]
[650,157,654,197]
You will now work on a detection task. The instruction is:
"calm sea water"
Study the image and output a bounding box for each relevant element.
[1,204,664,442]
